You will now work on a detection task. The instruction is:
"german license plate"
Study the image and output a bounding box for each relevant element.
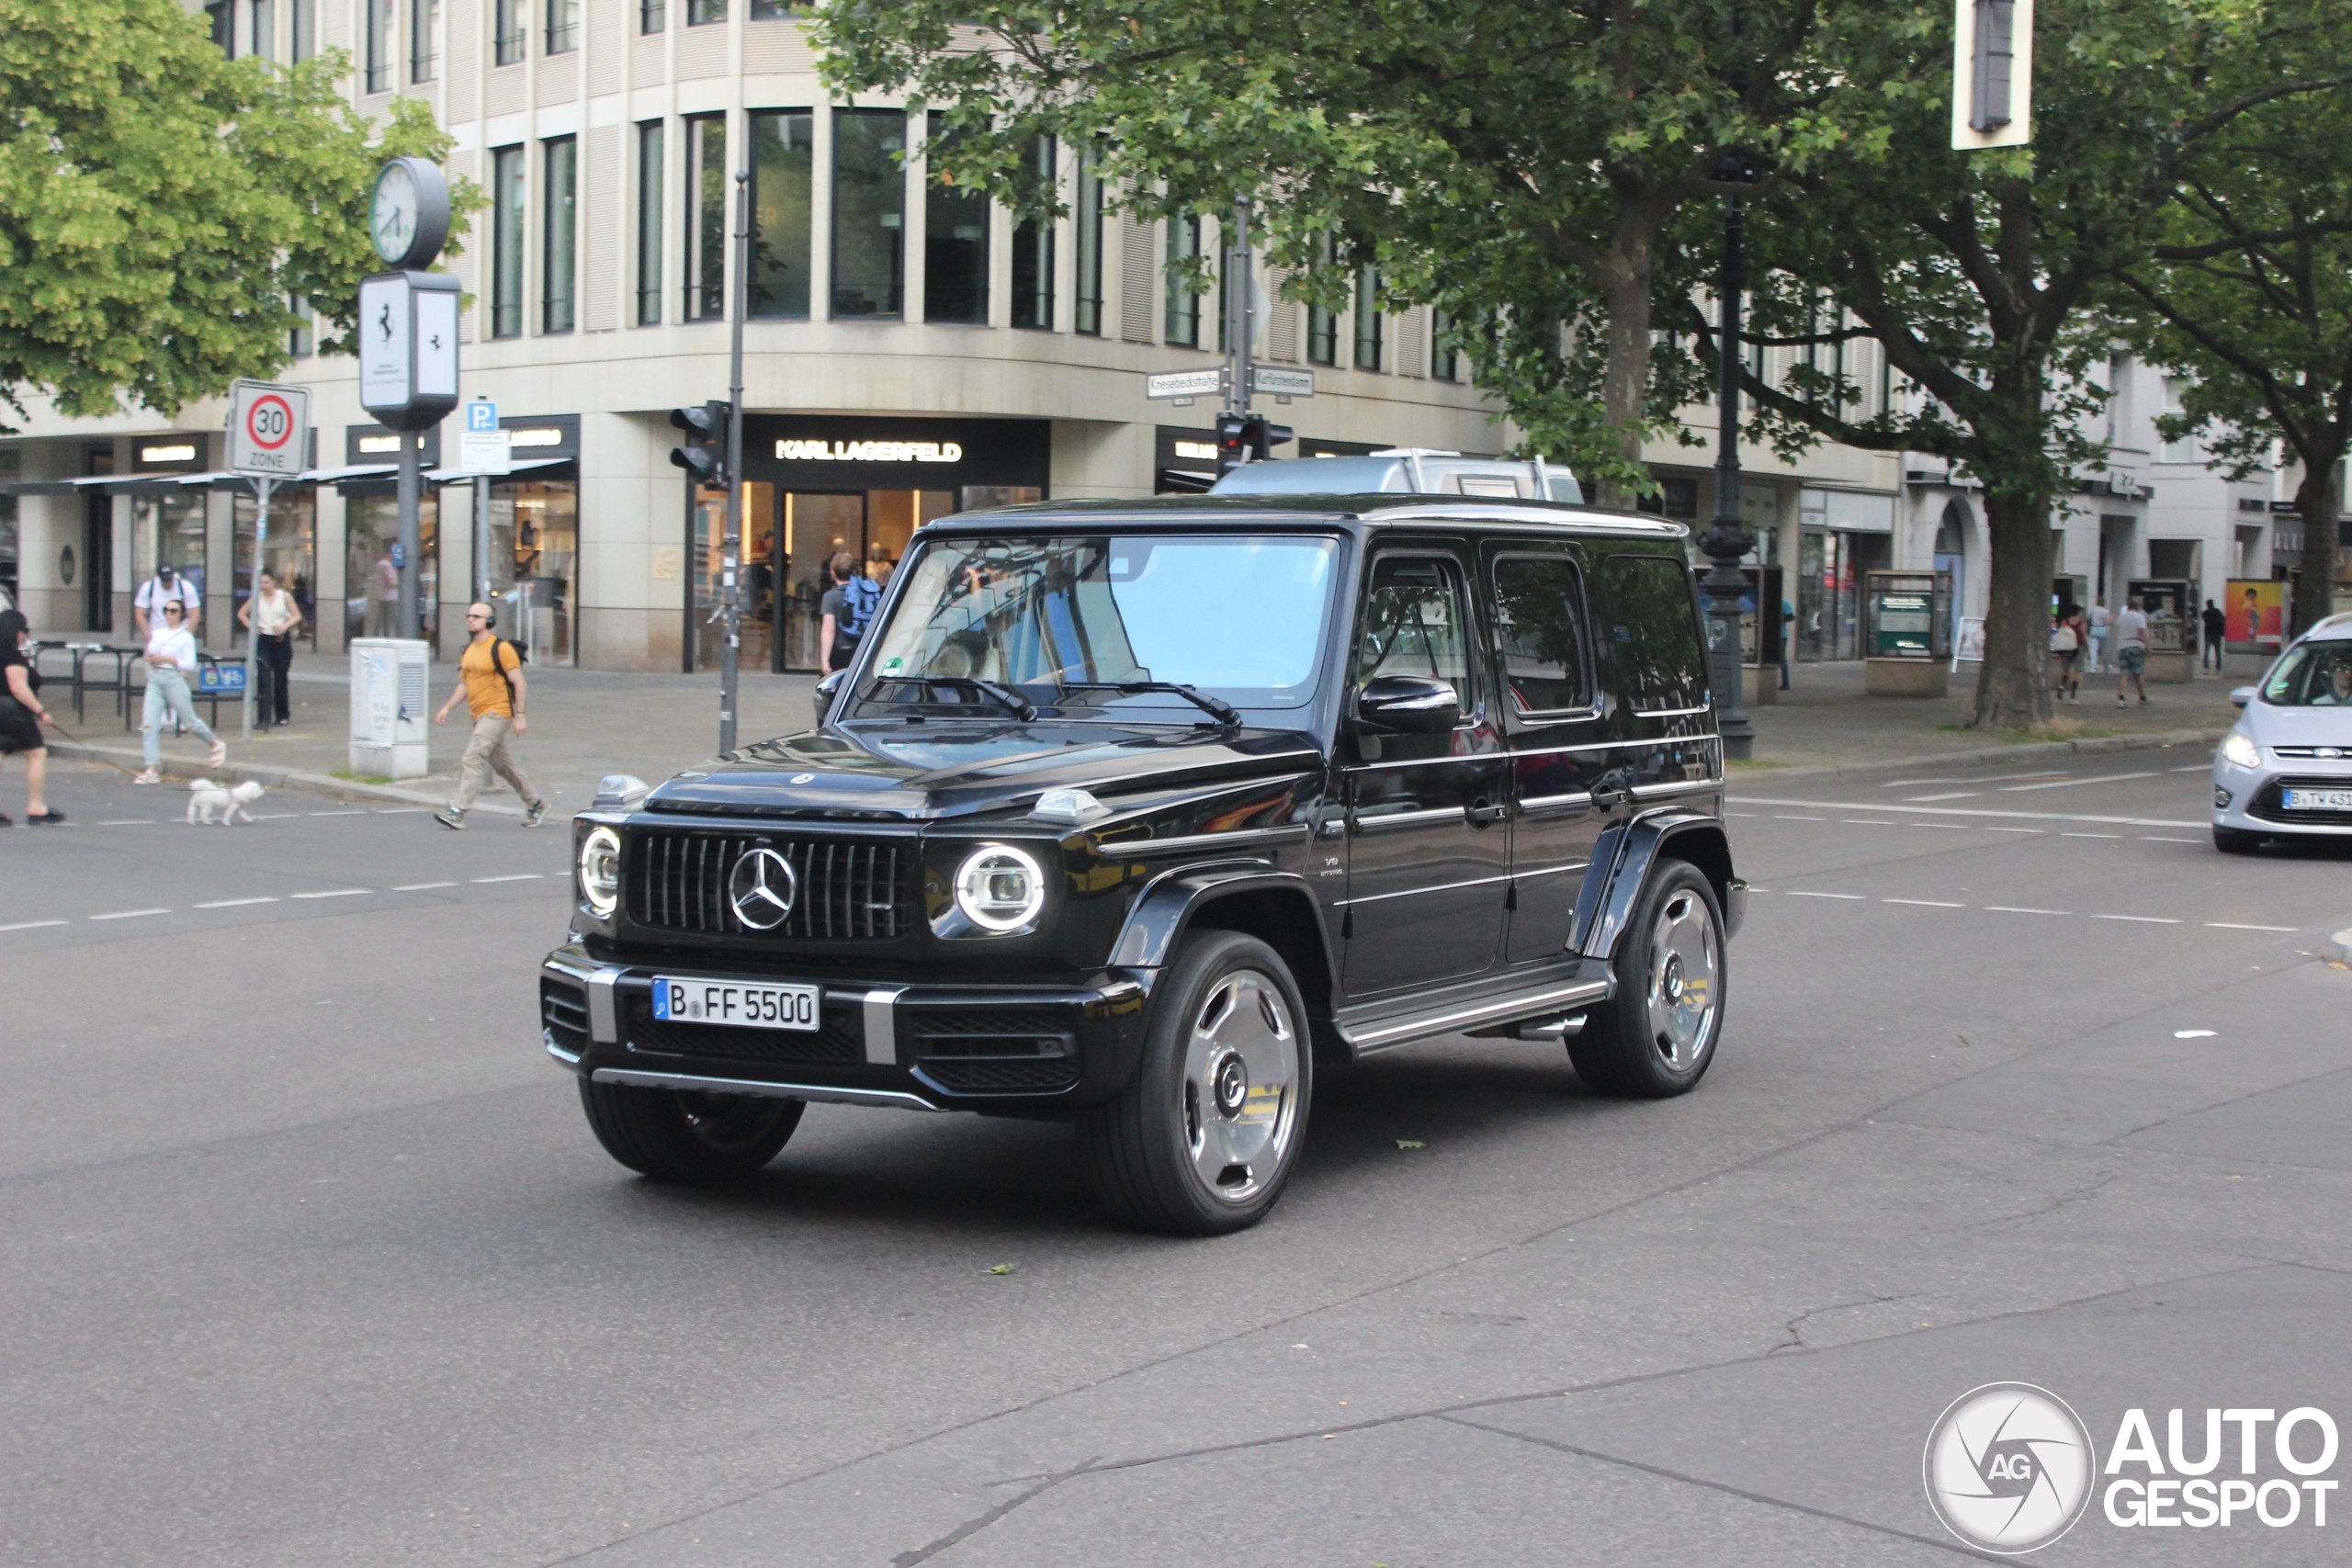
[2281,787,2352,812]
[650,976,820,1030]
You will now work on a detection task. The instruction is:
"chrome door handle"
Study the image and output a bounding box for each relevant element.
[1466,800,1507,824]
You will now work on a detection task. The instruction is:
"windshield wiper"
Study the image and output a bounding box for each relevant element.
[870,673,1039,722]
[1058,681,1242,729]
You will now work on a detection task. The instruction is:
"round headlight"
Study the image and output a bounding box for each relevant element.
[578,826,621,917]
[953,843,1046,933]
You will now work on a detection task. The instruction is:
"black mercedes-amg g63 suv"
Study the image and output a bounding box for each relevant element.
[543,494,1745,1233]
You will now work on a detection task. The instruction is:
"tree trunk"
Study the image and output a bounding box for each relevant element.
[1593,271,1655,509]
[1972,489,2056,730]
[2289,450,2345,637]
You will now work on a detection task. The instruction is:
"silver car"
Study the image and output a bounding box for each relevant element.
[2211,613,2352,852]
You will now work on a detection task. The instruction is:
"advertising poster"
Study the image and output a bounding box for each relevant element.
[2225,578,2284,645]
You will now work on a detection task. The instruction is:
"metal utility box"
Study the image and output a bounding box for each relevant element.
[350,637,431,778]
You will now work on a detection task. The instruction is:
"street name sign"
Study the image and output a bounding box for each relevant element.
[227,380,311,477]
[1251,367,1316,399]
[1145,367,1227,400]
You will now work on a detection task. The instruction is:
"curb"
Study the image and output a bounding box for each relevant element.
[45,738,527,818]
[1732,728,2226,785]
[2331,929,2352,966]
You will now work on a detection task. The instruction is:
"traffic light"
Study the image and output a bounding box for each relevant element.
[1214,412,1294,475]
[670,400,730,488]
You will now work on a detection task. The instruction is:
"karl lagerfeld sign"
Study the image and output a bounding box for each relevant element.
[777,439,964,464]
[741,416,1048,490]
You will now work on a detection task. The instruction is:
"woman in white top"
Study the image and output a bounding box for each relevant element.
[134,600,226,784]
[237,570,303,727]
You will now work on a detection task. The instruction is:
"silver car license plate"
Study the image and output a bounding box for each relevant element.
[650,976,820,1030]
[2281,787,2352,812]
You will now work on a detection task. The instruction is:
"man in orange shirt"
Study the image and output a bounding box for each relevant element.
[431,603,548,829]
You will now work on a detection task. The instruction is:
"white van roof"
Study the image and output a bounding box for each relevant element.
[1209,450,1582,504]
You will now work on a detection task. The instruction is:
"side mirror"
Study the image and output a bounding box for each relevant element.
[814,668,847,720]
[1354,673,1461,734]
[2230,685,2255,709]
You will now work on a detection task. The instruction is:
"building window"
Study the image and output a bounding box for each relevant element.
[831,109,906,319]
[251,0,276,60]
[411,0,440,82]
[1306,236,1338,365]
[207,1,233,54]
[363,0,393,89]
[636,121,664,325]
[291,0,315,60]
[639,0,665,30]
[494,0,526,65]
[1352,265,1381,371]
[1073,149,1103,336]
[684,116,728,321]
[925,112,989,325]
[1430,307,1459,382]
[1164,216,1201,348]
[2159,376,2196,463]
[542,138,577,333]
[749,110,814,319]
[1009,136,1056,331]
[492,146,526,339]
[751,0,808,14]
[688,0,725,22]
[546,0,579,53]
[288,295,312,358]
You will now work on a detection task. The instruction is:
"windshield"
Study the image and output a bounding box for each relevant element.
[854,535,1340,718]
[2261,640,2352,706]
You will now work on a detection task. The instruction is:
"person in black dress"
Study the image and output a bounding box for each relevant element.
[0,609,65,825]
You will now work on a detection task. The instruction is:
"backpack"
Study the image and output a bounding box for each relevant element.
[2050,624,2078,653]
[838,575,882,641]
[492,636,529,711]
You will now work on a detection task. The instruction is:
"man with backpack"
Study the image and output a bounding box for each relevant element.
[430,602,548,829]
[819,551,880,673]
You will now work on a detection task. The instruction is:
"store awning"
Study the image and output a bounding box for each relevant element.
[422,457,571,484]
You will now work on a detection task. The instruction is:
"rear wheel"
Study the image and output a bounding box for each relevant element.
[2211,826,2264,854]
[1568,860,1724,1099]
[577,1078,804,1181]
[1078,931,1311,1235]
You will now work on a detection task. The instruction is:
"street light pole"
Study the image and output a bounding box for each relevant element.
[719,168,749,755]
[1227,195,1254,419]
[1700,193,1758,761]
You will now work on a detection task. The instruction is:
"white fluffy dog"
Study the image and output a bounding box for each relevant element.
[187,778,266,826]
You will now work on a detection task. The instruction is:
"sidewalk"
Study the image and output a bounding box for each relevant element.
[43,652,2246,810]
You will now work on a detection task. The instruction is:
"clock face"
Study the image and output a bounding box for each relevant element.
[372,163,419,265]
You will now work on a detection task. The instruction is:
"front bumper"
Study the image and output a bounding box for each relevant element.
[2211,755,2352,839]
[539,946,1150,1111]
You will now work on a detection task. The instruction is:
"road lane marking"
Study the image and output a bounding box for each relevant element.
[291,889,369,899]
[2062,832,2120,840]
[1840,819,1896,825]
[1883,771,2069,786]
[1784,891,1865,899]
[1903,792,1981,802]
[194,897,279,908]
[2094,914,2182,924]
[2170,765,2211,773]
[1984,907,2070,916]
[1731,796,2204,828]
[0,919,69,932]
[307,810,365,817]
[471,874,544,883]
[2000,772,2159,792]
[374,807,430,814]
[1913,823,1967,830]
[1773,815,1828,821]
[1883,898,1964,908]
[2206,922,2297,932]
[2142,836,2199,843]
[1985,827,2043,834]
[394,881,458,891]
[88,908,170,921]
[252,813,300,819]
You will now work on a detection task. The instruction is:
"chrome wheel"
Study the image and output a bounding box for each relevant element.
[1644,887,1720,1071]
[1179,968,1301,1205]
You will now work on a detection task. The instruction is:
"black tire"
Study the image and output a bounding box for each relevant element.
[1568,860,1725,1099]
[1077,931,1313,1235]
[2212,826,2264,854]
[577,1078,804,1182]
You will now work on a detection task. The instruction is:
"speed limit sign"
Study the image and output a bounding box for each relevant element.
[228,379,311,476]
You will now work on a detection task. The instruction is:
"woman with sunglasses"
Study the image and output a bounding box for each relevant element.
[133,599,227,784]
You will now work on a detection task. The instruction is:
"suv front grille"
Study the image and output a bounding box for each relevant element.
[541,977,590,1055]
[624,997,865,1063]
[2249,774,2352,826]
[626,829,915,940]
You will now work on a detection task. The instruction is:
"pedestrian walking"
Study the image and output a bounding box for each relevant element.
[818,552,880,673]
[2114,595,2152,707]
[132,600,226,784]
[2086,596,2110,674]
[1779,596,1794,690]
[0,609,66,825]
[2050,604,2082,702]
[236,569,302,727]
[2200,598,2227,671]
[431,602,548,830]
[134,562,202,639]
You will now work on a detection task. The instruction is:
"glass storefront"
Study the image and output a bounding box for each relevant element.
[232,487,318,648]
[1794,529,1892,660]
[482,478,577,662]
[132,491,209,604]
[345,491,439,647]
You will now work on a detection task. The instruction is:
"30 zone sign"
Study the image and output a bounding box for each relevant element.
[229,379,311,477]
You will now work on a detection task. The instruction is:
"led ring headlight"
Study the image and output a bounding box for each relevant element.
[952,843,1046,933]
[578,826,621,917]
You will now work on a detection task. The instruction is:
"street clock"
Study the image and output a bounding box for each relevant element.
[369,157,450,270]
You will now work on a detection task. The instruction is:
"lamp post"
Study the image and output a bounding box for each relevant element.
[1699,176,1758,761]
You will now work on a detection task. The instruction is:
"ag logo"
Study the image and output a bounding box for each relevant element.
[1924,1382,2097,1553]
[728,847,797,931]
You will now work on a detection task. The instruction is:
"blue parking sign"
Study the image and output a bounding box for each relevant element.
[465,399,498,433]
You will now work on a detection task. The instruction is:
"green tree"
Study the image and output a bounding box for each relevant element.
[0,0,469,426]
[2108,98,2352,636]
[1686,0,2352,729]
[816,0,1883,502]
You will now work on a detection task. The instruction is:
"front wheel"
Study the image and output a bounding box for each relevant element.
[1568,860,1725,1099]
[2211,826,2264,854]
[1078,931,1312,1235]
[577,1078,804,1181]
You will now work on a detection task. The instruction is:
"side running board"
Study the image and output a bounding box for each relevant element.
[1337,975,1613,1057]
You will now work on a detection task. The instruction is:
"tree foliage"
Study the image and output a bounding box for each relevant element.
[0,0,469,426]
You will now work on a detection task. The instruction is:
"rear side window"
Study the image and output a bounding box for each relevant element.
[1492,555,1592,715]
[1594,554,1710,715]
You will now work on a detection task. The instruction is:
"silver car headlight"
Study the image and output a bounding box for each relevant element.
[2220,731,2262,770]
[578,826,621,916]
[951,843,1046,934]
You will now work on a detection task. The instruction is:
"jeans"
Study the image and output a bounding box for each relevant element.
[2085,632,2105,673]
[141,667,217,767]
[451,714,538,812]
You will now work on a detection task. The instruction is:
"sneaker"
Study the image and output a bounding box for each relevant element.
[133,768,162,785]
[522,799,549,828]
[208,740,227,768]
[433,807,468,830]
[2117,696,2127,708]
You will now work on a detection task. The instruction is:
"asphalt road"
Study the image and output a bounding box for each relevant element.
[5,749,2349,1567]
